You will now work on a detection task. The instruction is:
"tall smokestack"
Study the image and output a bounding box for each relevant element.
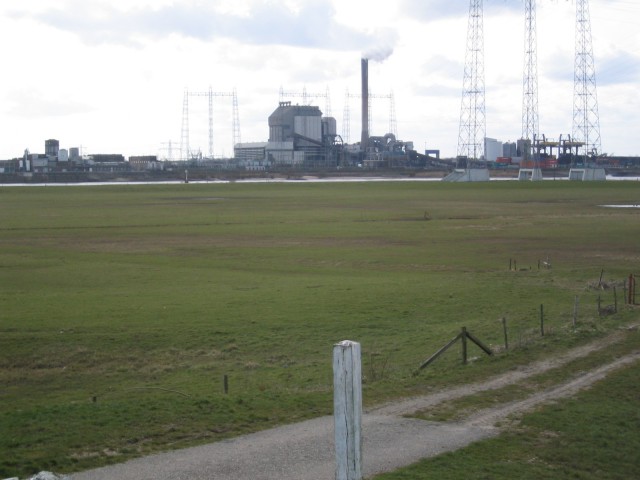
[361,58,369,152]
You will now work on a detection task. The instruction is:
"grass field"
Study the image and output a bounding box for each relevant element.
[0,180,638,477]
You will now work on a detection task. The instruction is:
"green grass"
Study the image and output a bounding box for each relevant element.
[372,359,640,480]
[0,181,639,477]
[413,330,640,423]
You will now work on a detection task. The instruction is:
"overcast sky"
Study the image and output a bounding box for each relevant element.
[1,0,639,160]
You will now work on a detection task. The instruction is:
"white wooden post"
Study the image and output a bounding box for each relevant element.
[333,340,362,480]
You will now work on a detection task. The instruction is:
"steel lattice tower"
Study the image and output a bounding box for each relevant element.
[180,89,189,160]
[325,85,332,118]
[522,0,539,155]
[342,89,351,143]
[181,88,241,159]
[232,88,241,148]
[389,90,397,138]
[457,0,486,163]
[342,90,392,144]
[573,0,601,159]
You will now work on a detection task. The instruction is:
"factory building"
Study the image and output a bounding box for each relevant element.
[236,101,339,167]
[268,102,337,166]
[45,139,59,159]
[503,142,517,158]
[484,138,503,162]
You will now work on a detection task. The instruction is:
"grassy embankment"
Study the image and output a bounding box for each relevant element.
[0,181,638,477]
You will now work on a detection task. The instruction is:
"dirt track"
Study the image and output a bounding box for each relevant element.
[70,329,639,480]
[369,329,631,417]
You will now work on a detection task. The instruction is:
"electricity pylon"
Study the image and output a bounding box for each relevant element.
[573,0,601,161]
[180,88,241,160]
[522,0,539,160]
[457,0,486,164]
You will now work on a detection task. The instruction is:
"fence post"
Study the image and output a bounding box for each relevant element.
[502,318,508,350]
[573,296,579,328]
[540,304,545,336]
[461,327,468,364]
[624,279,628,305]
[333,340,362,480]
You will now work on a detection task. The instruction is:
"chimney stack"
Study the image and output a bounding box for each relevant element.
[361,58,369,152]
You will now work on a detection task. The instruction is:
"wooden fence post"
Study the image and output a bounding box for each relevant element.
[502,318,508,350]
[540,304,545,337]
[333,340,362,480]
[573,296,579,327]
[461,327,468,365]
[624,279,628,305]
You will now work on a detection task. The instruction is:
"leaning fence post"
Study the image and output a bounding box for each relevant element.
[333,340,362,480]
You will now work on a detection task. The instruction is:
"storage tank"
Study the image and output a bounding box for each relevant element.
[45,139,59,158]
[322,117,337,137]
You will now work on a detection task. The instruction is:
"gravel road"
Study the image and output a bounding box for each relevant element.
[68,330,639,480]
[69,415,494,480]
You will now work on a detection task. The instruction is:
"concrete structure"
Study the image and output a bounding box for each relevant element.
[442,168,490,182]
[517,168,543,181]
[569,168,606,181]
[361,59,369,152]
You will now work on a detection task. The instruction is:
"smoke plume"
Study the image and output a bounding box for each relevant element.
[363,45,394,63]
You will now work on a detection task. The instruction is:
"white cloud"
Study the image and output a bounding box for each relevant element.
[5,89,95,118]
[12,0,378,50]
[0,0,639,160]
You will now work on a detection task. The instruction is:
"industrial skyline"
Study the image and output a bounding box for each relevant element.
[1,0,639,160]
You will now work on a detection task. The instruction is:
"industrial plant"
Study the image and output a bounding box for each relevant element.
[233,58,436,171]
[2,0,640,182]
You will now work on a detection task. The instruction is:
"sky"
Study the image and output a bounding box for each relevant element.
[1,0,639,160]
